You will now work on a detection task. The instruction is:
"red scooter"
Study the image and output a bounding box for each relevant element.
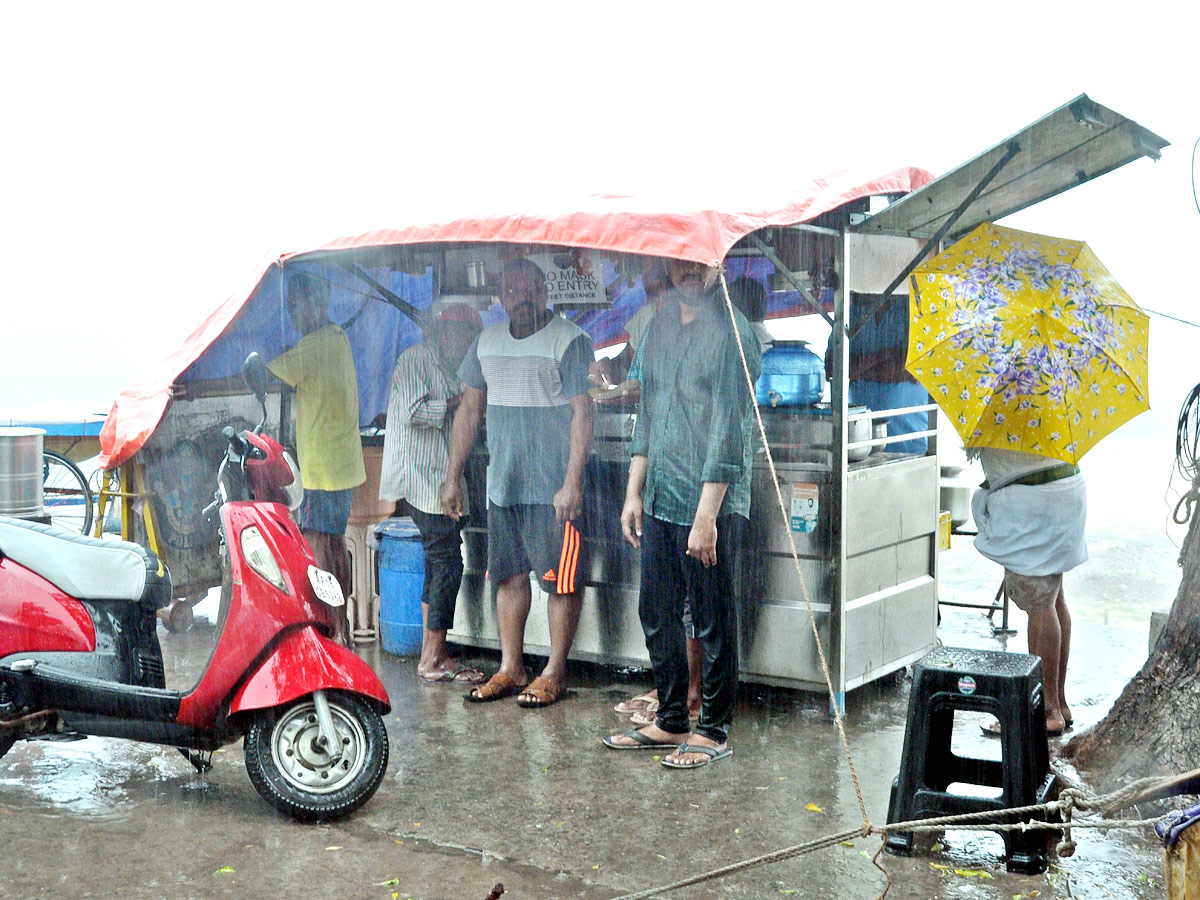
[0,353,390,821]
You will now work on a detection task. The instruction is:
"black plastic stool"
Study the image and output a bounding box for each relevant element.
[885,646,1059,874]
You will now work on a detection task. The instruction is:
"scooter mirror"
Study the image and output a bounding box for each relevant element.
[243,353,270,432]
[243,353,269,405]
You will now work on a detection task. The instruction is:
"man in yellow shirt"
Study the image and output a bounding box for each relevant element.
[268,272,366,641]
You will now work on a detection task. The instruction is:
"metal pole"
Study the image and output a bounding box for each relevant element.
[746,234,835,327]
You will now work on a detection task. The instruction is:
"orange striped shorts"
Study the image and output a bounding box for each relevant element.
[486,502,584,595]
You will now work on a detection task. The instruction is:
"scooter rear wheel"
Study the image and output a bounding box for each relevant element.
[244,691,388,822]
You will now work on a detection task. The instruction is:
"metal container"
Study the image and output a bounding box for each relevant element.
[0,427,45,518]
[465,260,487,288]
[871,419,889,454]
[758,405,873,463]
[939,466,972,528]
[846,410,873,461]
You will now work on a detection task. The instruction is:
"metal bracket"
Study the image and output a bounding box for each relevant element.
[847,140,1023,343]
[340,262,424,325]
[746,234,834,326]
[179,748,214,774]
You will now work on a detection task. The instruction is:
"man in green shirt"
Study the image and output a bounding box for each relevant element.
[603,259,760,768]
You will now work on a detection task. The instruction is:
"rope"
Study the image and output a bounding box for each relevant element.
[716,271,871,829]
[1173,476,1200,527]
[606,778,1174,900]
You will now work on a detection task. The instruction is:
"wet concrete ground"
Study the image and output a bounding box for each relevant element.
[0,532,1177,900]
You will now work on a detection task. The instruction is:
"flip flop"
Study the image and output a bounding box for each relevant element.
[465,672,527,703]
[516,674,566,708]
[613,692,657,715]
[661,742,732,769]
[601,727,681,751]
[419,663,487,685]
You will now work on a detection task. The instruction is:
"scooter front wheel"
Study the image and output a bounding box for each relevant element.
[244,691,388,822]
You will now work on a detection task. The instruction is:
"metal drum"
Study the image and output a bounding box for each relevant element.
[0,427,45,518]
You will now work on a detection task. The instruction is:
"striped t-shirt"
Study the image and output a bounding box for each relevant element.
[459,315,593,506]
[378,342,465,516]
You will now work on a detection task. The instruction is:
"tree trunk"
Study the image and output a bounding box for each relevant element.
[1065,504,1200,789]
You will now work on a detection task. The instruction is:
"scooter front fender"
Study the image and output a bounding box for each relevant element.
[229,628,390,718]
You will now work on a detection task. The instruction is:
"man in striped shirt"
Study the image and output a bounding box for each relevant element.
[379,303,486,684]
[441,258,595,708]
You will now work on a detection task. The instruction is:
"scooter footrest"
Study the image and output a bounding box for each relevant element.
[8,661,182,722]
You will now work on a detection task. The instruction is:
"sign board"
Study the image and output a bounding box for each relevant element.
[528,249,607,307]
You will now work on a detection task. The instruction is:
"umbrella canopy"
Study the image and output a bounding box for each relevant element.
[905,223,1149,463]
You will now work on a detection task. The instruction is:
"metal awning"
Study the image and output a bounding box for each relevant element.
[857,94,1169,240]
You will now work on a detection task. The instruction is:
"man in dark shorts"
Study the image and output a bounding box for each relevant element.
[440,258,594,708]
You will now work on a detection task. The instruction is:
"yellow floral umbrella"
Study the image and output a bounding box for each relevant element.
[905,222,1149,463]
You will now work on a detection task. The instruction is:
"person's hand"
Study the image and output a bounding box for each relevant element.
[445,393,462,413]
[552,481,583,525]
[589,358,615,385]
[440,480,465,520]
[686,516,719,567]
[620,494,644,548]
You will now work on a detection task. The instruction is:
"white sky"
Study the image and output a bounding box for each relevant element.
[2,2,1197,429]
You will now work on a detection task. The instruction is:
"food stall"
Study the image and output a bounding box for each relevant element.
[98,94,1166,704]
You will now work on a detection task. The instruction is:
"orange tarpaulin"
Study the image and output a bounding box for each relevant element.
[98,165,932,469]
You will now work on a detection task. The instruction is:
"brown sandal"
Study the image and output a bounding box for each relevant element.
[516,674,566,708]
[465,672,527,703]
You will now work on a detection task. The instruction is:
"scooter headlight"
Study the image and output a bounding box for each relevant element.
[241,526,288,594]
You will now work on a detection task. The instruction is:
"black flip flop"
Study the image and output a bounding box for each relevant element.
[601,728,681,751]
[661,742,732,768]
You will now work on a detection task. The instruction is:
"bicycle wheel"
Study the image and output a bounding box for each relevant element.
[42,450,93,535]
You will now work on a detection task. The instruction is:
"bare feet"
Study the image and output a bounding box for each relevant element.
[417,662,487,684]
[1044,712,1067,735]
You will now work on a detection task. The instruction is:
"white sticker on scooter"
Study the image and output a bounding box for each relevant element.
[308,565,345,607]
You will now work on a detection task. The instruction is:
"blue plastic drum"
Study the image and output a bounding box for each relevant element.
[376,517,424,656]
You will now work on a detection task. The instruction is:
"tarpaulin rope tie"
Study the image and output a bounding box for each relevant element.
[1171,474,1200,527]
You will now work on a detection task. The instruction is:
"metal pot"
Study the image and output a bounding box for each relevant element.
[871,419,889,454]
[940,479,971,528]
[847,408,872,461]
[0,426,45,518]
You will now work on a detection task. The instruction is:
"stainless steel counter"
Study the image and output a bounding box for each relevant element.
[447,413,939,696]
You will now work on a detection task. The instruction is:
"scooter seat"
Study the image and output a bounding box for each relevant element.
[0,515,171,606]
